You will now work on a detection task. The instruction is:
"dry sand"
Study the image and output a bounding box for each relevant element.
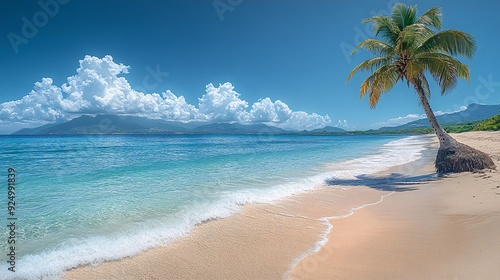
[65,132,500,280]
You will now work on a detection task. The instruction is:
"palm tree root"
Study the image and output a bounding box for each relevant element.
[435,142,496,173]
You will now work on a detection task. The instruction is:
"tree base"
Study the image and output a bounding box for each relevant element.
[435,142,496,173]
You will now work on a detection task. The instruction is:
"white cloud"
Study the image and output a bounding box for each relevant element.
[277,111,332,131]
[198,82,248,122]
[375,113,427,128]
[248,98,292,122]
[59,55,201,120]
[60,55,129,113]
[196,84,331,130]
[336,120,350,128]
[243,97,330,130]
[0,55,332,133]
[434,106,467,116]
[0,78,65,123]
[1,55,201,124]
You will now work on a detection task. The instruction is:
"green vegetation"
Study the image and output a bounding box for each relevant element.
[296,114,500,135]
[380,114,500,133]
[473,114,500,131]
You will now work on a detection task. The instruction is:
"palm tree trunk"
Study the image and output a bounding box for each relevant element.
[411,76,495,173]
[411,76,457,149]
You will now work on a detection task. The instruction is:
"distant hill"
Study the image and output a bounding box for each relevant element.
[12,115,289,135]
[191,122,288,134]
[310,126,346,133]
[12,115,189,135]
[378,103,500,131]
[13,122,62,135]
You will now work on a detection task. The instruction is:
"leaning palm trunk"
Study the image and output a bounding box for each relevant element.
[413,77,496,173]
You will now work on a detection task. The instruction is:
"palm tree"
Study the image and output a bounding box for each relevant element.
[347,3,495,173]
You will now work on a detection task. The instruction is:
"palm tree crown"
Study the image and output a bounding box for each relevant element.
[347,3,476,108]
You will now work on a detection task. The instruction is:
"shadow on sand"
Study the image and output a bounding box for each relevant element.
[325,173,440,192]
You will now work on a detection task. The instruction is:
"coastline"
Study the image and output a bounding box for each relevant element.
[64,132,499,279]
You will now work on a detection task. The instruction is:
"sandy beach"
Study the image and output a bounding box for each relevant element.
[292,132,500,279]
[65,132,500,279]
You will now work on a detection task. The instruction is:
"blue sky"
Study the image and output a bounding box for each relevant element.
[1,0,499,133]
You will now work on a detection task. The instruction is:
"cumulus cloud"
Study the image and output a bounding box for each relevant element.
[278,112,332,131]
[60,55,201,120]
[60,54,130,113]
[195,83,331,130]
[0,55,332,132]
[335,120,350,129]
[198,83,248,122]
[0,78,65,123]
[1,55,201,124]
[248,98,292,123]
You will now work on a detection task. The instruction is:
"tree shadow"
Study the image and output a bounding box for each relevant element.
[325,173,440,192]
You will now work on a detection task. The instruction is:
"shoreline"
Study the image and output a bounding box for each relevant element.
[65,184,405,279]
[64,134,437,279]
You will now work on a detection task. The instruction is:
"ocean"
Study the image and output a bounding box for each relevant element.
[0,134,430,279]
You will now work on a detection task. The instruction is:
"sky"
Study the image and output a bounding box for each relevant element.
[1,0,500,134]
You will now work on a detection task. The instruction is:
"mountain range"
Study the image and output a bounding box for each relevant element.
[375,103,500,131]
[11,103,499,135]
[12,114,293,135]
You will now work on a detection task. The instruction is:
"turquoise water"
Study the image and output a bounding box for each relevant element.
[0,134,429,279]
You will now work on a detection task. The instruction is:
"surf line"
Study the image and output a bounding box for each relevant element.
[286,191,395,279]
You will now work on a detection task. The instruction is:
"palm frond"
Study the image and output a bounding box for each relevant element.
[419,74,432,99]
[351,39,394,56]
[417,53,470,93]
[395,24,435,52]
[347,56,393,82]
[359,65,399,108]
[391,3,418,31]
[363,16,398,44]
[416,6,442,30]
[417,30,476,58]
